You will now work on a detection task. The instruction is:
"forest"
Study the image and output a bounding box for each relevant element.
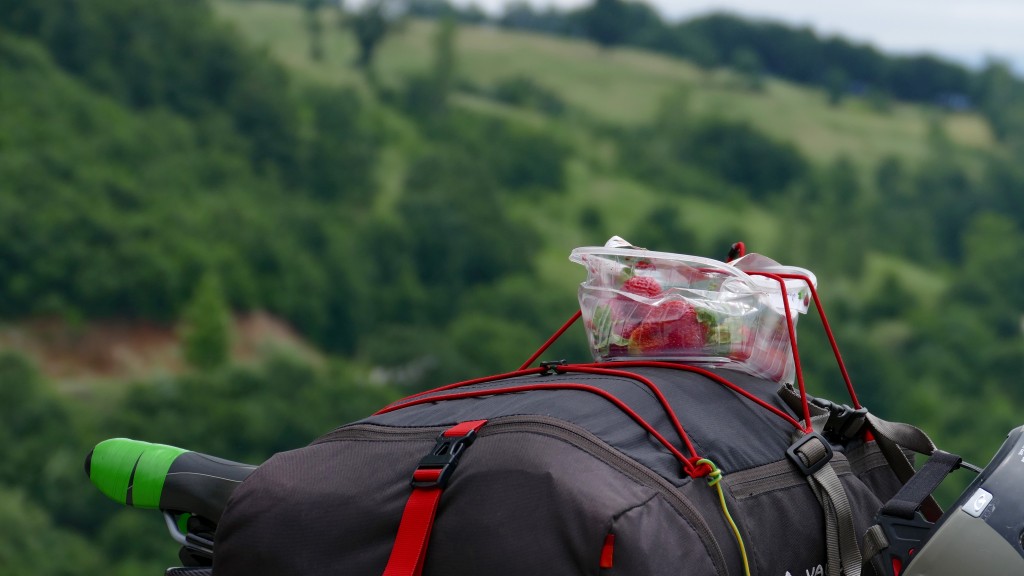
[2,0,1024,572]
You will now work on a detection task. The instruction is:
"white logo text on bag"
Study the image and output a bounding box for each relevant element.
[784,565,824,576]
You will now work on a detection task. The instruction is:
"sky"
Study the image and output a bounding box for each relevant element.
[467,0,1024,72]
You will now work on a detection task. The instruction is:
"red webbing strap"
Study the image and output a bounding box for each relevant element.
[382,420,488,576]
[382,471,442,576]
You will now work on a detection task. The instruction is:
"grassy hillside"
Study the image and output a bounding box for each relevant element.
[213,0,969,301]
[214,1,994,168]
[206,0,976,317]
[6,3,1024,574]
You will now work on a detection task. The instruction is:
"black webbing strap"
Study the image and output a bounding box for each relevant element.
[790,432,863,576]
[858,451,963,576]
[782,390,862,576]
[880,450,962,520]
[861,525,890,576]
[779,386,945,521]
[862,413,944,522]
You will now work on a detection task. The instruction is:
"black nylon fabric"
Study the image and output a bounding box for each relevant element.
[367,367,804,481]
[881,450,961,519]
[213,365,904,576]
[214,422,726,576]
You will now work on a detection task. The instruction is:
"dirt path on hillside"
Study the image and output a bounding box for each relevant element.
[0,311,321,384]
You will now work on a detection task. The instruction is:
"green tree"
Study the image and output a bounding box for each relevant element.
[579,206,606,238]
[627,203,699,253]
[447,312,539,375]
[397,147,539,321]
[732,47,764,91]
[181,273,233,371]
[873,156,937,262]
[305,0,326,62]
[866,87,893,114]
[344,0,402,76]
[0,486,104,576]
[580,0,629,50]
[957,212,1024,316]
[684,118,807,198]
[398,18,458,118]
[782,156,866,276]
[0,353,69,492]
[303,87,380,203]
[976,60,1024,143]
[110,356,398,463]
[824,67,847,106]
[914,153,976,262]
[433,18,457,109]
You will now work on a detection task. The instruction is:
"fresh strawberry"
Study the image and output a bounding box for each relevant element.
[674,317,707,349]
[628,322,667,353]
[610,276,661,341]
[660,301,707,349]
[628,300,708,354]
[609,297,646,329]
[644,300,695,324]
[621,276,662,298]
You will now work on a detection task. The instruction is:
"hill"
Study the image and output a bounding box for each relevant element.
[4,1,1024,573]
[214,1,994,167]
[139,0,1024,489]
[3,0,1016,401]
[213,0,985,305]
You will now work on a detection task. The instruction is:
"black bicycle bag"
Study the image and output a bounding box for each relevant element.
[213,363,913,576]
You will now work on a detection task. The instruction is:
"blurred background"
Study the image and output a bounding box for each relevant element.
[2,0,1024,572]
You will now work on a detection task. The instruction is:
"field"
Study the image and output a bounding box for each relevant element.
[214,0,994,168]
[213,0,958,300]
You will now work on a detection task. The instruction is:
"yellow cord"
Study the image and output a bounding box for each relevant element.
[696,458,751,576]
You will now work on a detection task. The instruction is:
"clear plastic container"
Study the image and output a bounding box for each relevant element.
[570,238,816,383]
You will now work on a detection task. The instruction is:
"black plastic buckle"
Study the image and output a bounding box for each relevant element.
[539,359,567,375]
[787,432,834,476]
[810,397,869,441]
[871,513,934,575]
[832,405,868,440]
[412,429,480,489]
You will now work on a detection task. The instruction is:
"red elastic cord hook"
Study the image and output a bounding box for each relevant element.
[727,242,746,262]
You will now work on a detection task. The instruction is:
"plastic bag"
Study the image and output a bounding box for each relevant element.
[570,237,816,383]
